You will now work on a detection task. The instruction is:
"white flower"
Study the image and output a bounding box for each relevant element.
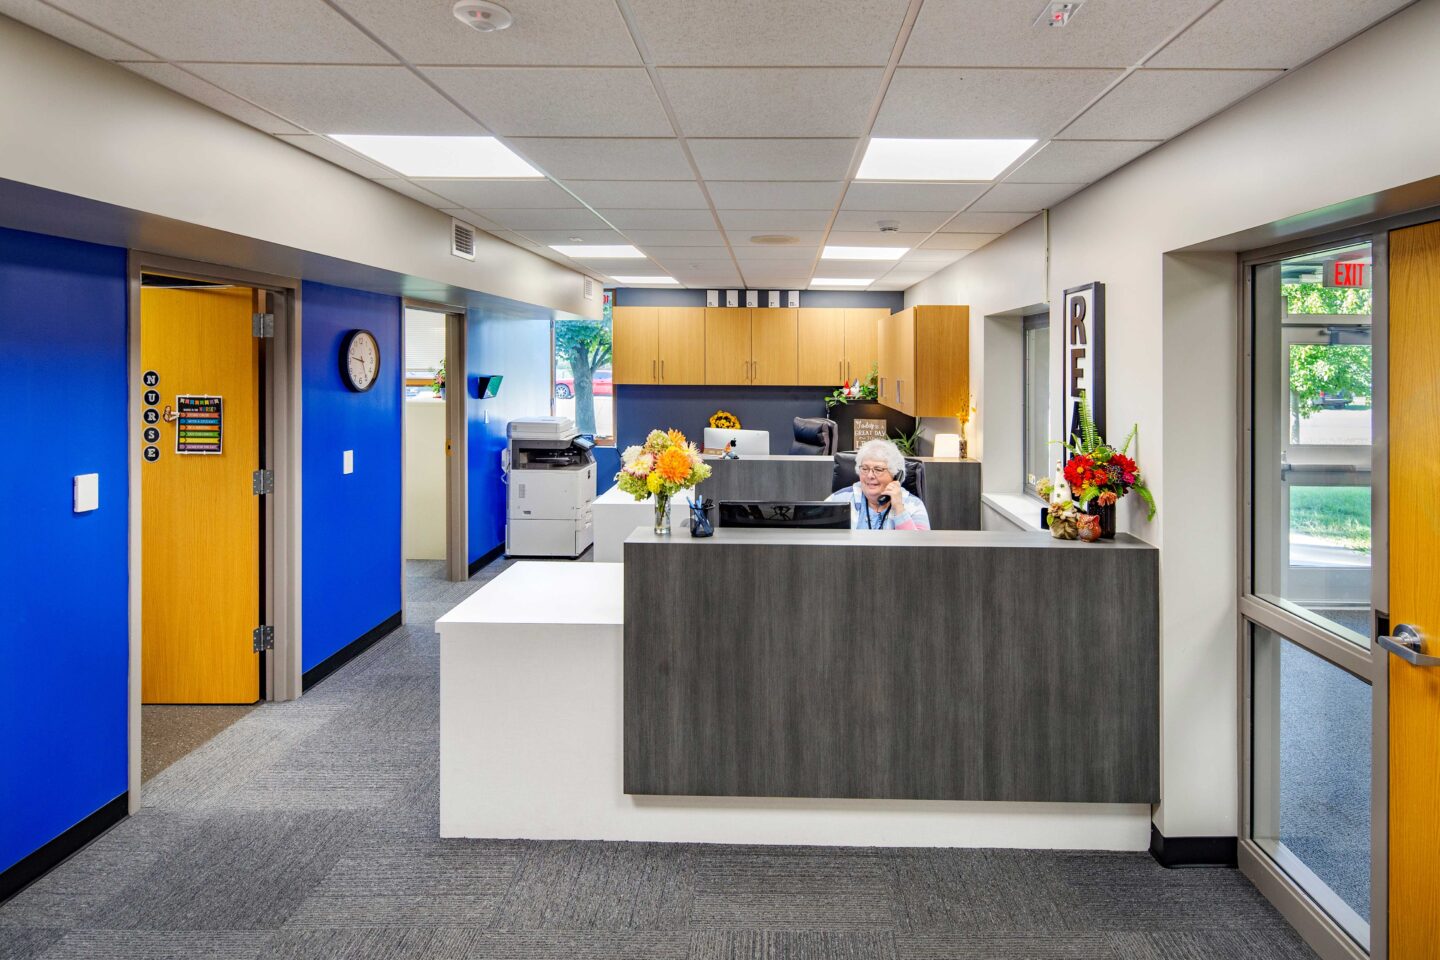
[620,445,642,465]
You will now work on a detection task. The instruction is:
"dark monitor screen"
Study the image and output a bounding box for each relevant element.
[717,500,850,530]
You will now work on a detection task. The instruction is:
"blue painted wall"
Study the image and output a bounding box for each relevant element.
[466,308,554,564]
[612,287,904,310]
[300,282,403,672]
[0,228,129,874]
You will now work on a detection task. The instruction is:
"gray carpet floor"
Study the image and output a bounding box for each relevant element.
[0,558,1320,960]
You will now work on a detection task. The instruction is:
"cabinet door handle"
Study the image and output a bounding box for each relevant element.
[652,359,656,381]
[897,379,903,403]
[660,359,665,380]
[752,359,758,382]
[838,360,843,383]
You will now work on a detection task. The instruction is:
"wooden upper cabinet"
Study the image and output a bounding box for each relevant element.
[656,307,705,384]
[705,308,751,385]
[612,306,658,385]
[875,305,969,418]
[797,308,846,385]
[843,308,886,383]
[751,308,798,385]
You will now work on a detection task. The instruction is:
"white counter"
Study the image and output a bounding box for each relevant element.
[437,560,1149,849]
[590,483,686,562]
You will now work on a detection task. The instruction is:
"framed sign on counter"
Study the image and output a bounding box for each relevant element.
[1062,281,1105,442]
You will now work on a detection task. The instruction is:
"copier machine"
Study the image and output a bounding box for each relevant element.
[505,417,596,558]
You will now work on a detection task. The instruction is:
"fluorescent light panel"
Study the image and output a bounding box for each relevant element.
[857,138,1036,181]
[822,245,908,261]
[549,244,645,258]
[811,278,873,287]
[610,276,679,285]
[329,135,542,178]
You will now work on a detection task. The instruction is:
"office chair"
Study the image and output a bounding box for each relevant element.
[832,451,926,502]
[790,416,838,456]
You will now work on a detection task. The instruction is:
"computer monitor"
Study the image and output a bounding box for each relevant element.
[717,500,850,530]
[702,427,770,456]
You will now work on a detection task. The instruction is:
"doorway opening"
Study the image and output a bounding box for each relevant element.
[402,303,467,583]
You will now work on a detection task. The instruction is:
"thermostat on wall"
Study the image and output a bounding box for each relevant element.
[726,290,739,308]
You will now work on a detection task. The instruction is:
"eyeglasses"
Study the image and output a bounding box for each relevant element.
[858,465,892,478]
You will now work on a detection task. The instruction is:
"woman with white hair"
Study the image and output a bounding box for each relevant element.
[826,438,931,530]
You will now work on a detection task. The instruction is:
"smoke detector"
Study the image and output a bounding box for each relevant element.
[453,1,513,32]
[750,234,799,245]
[878,220,901,233]
[1035,1,1080,27]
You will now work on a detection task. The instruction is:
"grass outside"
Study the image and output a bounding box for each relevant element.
[1291,486,1371,553]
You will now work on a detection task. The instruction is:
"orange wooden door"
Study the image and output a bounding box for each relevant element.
[141,285,260,704]
[1388,219,1440,957]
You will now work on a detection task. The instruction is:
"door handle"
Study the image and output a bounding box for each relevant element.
[1379,624,1440,666]
[660,359,665,380]
[752,359,758,382]
[896,379,903,403]
[652,359,656,381]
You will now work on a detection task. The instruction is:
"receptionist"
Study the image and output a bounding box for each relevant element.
[826,438,931,530]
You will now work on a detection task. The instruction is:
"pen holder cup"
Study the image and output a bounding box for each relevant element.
[689,498,715,538]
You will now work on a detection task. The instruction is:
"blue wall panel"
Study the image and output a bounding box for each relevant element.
[466,308,554,564]
[300,282,402,672]
[615,385,829,455]
[0,228,129,873]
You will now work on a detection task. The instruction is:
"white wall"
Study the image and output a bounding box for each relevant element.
[908,0,1440,837]
[0,16,597,319]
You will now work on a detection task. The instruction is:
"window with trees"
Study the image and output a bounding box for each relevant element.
[552,291,613,442]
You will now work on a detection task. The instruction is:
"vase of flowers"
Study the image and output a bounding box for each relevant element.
[1037,391,1154,540]
[617,429,712,535]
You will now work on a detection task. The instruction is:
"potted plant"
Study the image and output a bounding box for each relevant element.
[616,429,712,535]
[824,362,878,409]
[1041,391,1155,539]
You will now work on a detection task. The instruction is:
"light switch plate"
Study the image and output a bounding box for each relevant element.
[73,473,99,513]
[343,450,354,474]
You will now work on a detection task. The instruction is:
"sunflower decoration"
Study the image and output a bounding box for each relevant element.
[708,410,740,430]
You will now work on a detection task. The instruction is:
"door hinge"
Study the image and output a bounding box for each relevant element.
[252,312,275,338]
[252,469,274,495]
[253,624,274,652]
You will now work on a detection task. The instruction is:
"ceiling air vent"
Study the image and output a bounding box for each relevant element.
[450,218,476,261]
[582,276,597,301]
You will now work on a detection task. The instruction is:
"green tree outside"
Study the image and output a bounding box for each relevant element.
[554,318,612,435]
[1282,283,1372,441]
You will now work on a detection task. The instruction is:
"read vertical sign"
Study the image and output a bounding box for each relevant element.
[1062,281,1105,444]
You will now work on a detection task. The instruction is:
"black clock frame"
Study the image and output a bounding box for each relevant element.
[340,328,380,393]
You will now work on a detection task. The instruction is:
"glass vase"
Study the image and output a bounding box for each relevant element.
[653,492,671,535]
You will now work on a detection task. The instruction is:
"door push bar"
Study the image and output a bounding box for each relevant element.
[1379,624,1440,667]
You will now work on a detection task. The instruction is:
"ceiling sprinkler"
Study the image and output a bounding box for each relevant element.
[453,1,513,32]
[878,220,901,233]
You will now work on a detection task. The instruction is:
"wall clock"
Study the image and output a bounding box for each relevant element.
[341,329,380,392]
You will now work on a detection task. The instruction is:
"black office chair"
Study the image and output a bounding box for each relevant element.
[790,416,838,456]
[832,451,926,502]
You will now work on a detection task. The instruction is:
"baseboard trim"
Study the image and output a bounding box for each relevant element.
[468,543,504,577]
[301,611,402,691]
[1150,825,1239,868]
[1,793,127,903]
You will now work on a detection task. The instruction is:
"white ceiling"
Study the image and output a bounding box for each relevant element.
[0,0,1415,291]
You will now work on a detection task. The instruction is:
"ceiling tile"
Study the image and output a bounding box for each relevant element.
[842,182,988,211]
[422,67,670,137]
[626,0,909,66]
[900,249,968,264]
[276,134,397,177]
[468,207,611,230]
[597,209,718,230]
[824,231,931,247]
[903,0,1204,68]
[48,0,391,62]
[1148,0,1412,70]
[1060,69,1280,140]
[372,178,462,209]
[807,260,882,279]
[874,68,1123,138]
[334,0,641,66]
[940,211,1037,232]
[659,68,882,137]
[832,210,954,232]
[121,64,306,134]
[745,276,811,287]
[638,246,738,262]
[920,232,1003,250]
[573,258,668,275]
[625,230,730,246]
[0,0,156,59]
[734,254,819,268]
[504,228,630,245]
[707,181,844,210]
[412,179,580,208]
[1006,139,1160,183]
[689,139,858,181]
[564,180,707,209]
[507,138,692,180]
[969,182,1085,211]
[718,210,834,232]
[184,64,485,135]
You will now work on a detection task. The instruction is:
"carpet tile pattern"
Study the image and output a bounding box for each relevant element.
[0,559,1319,959]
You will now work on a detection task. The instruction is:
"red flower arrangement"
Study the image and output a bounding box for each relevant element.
[1039,392,1156,523]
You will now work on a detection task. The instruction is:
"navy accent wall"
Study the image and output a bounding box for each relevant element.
[466,308,553,563]
[0,228,129,874]
[615,385,829,454]
[612,287,904,311]
[300,282,402,672]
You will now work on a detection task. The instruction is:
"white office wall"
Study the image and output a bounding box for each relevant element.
[908,0,1440,837]
[0,16,597,319]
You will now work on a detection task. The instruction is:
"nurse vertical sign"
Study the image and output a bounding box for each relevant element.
[1062,281,1105,443]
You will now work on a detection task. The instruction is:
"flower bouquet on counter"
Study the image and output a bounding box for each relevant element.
[1036,391,1155,540]
[709,410,740,430]
[616,429,712,536]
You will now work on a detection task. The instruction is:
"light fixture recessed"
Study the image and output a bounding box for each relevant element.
[328,135,541,178]
[611,276,679,285]
[822,245,908,261]
[811,278,873,287]
[550,244,645,258]
[856,138,1037,181]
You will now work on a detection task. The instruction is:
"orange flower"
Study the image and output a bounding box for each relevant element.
[654,446,693,484]
[667,428,687,448]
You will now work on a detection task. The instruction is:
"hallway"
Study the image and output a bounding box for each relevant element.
[0,561,1315,960]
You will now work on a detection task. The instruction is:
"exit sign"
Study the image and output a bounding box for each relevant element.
[1326,260,1370,288]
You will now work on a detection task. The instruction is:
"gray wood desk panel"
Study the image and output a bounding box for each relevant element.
[698,456,981,529]
[623,532,1158,804]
